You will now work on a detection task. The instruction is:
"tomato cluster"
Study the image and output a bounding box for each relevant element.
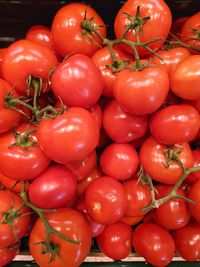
[0,1,200,266]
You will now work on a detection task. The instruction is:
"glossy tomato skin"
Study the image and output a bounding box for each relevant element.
[103,100,148,143]
[114,0,172,56]
[173,220,200,261]
[123,178,151,217]
[91,46,131,98]
[154,185,191,230]
[29,208,92,267]
[186,149,200,184]
[188,180,200,223]
[85,176,127,224]
[0,243,20,266]
[132,223,175,266]
[0,123,51,181]
[170,55,200,100]
[97,222,132,260]
[51,54,103,108]
[2,39,58,94]
[37,107,99,164]
[28,165,77,209]
[0,190,30,249]
[100,143,139,181]
[150,104,200,144]
[51,3,106,57]
[140,136,194,184]
[114,66,169,115]
[0,79,21,133]
[89,104,103,129]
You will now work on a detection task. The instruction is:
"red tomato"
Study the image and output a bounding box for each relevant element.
[0,243,20,266]
[188,180,200,223]
[139,136,194,184]
[0,190,30,249]
[170,55,200,100]
[0,173,29,193]
[151,47,191,74]
[154,185,191,230]
[91,46,131,98]
[37,107,99,164]
[120,214,144,226]
[186,149,200,184]
[124,178,151,217]
[89,104,102,129]
[2,39,58,94]
[0,123,50,181]
[100,143,139,181]
[103,100,148,143]
[28,165,77,209]
[51,3,106,57]
[150,104,200,144]
[114,0,172,56]
[85,176,127,224]
[113,65,169,115]
[0,48,7,78]
[65,150,97,182]
[29,208,92,267]
[173,219,200,261]
[0,79,21,133]
[132,223,175,266]
[51,54,103,108]
[97,222,132,260]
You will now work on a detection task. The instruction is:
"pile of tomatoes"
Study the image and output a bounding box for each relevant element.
[0,0,200,266]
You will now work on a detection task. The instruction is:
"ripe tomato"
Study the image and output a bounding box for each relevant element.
[132,223,175,266]
[0,243,20,266]
[114,0,172,56]
[154,185,191,230]
[37,107,99,164]
[29,208,92,267]
[173,219,200,261]
[140,136,194,184]
[2,39,58,94]
[120,214,144,226]
[0,190,30,249]
[28,165,77,209]
[92,46,131,98]
[188,180,200,223]
[150,104,200,145]
[51,3,106,57]
[186,149,200,184]
[0,48,7,78]
[113,65,169,115]
[0,79,21,133]
[0,173,29,193]
[89,104,103,129]
[170,55,200,100]
[85,176,127,224]
[103,100,148,143]
[123,178,151,217]
[100,143,139,181]
[97,222,132,260]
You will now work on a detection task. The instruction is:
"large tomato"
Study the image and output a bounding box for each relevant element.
[37,107,99,164]
[29,208,92,267]
[113,65,169,115]
[114,0,172,56]
[51,3,106,57]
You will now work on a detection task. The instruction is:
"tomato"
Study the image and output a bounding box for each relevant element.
[173,219,200,261]
[85,176,127,224]
[92,46,131,98]
[151,47,191,74]
[120,214,144,226]
[150,104,200,145]
[100,143,139,181]
[154,185,191,230]
[29,208,91,267]
[123,178,151,217]
[140,136,194,184]
[0,48,7,78]
[0,242,20,266]
[37,107,99,164]
[89,104,103,129]
[186,149,200,184]
[0,190,30,249]
[103,100,148,143]
[170,55,200,100]
[2,39,58,94]
[0,79,21,133]
[28,165,77,209]
[65,150,97,182]
[51,3,106,57]
[114,0,172,56]
[188,180,200,223]
[0,173,29,193]
[182,98,200,114]
[97,222,132,260]
[132,223,175,266]
[113,65,169,115]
